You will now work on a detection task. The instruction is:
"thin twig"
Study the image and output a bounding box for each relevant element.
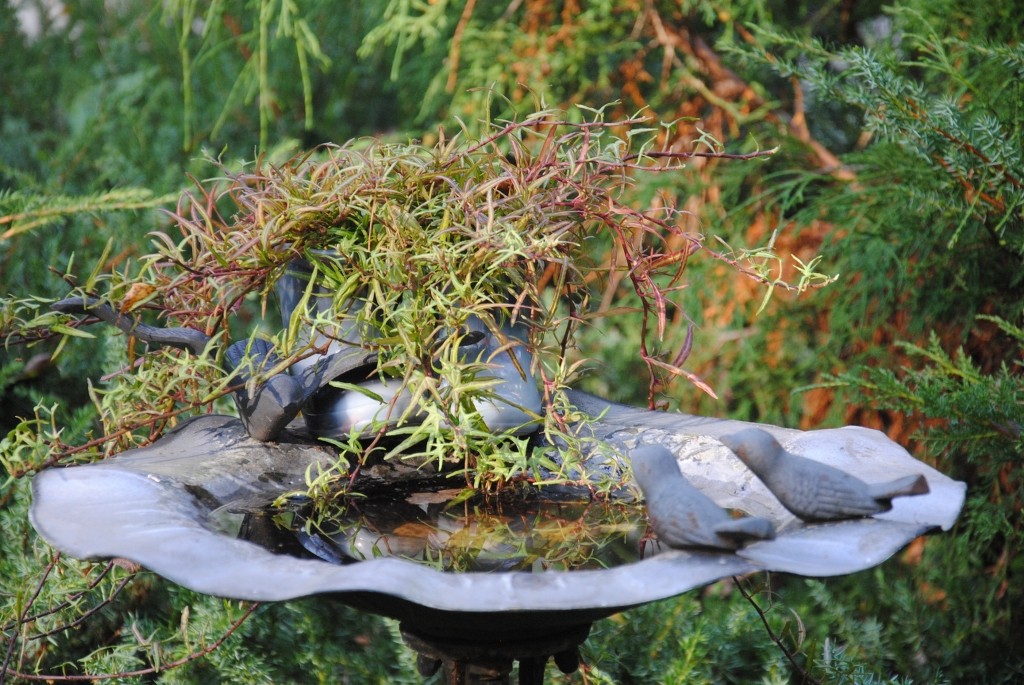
[2,553,60,682]
[11,401,201,477]
[735,575,822,685]
[28,575,135,641]
[2,602,261,682]
[446,0,477,93]
[620,148,779,163]
[1,562,113,631]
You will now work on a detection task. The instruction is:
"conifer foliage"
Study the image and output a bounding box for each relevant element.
[2,1,1021,682]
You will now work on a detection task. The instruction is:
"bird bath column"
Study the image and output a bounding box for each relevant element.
[401,623,590,685]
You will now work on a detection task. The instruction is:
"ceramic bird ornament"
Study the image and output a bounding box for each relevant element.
[719,428,930,522]
[631,444,776,551]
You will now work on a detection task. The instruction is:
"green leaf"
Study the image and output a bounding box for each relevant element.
[50,323,96,339]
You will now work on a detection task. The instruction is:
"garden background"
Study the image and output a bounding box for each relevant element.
[1,1,1021,682]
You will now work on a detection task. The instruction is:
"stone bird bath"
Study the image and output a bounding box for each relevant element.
[30,390,965,684]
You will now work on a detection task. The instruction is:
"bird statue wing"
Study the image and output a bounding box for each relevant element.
[798,475,883,520]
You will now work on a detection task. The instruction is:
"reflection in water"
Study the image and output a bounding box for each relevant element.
[221,488,654,573]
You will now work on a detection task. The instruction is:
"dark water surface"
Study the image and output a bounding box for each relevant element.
[215,487,653,573]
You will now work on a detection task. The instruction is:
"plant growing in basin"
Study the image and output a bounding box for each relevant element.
[38,106,800,500]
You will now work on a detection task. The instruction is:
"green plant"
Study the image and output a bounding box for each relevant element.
[809,320,1024,682]
[8,107,801,502]
[5,0,1022,682]
[724,3,1024,337]
[716,3,1024,680]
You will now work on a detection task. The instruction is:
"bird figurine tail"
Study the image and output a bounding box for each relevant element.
[867,474,930,504]
[712,516,776,543]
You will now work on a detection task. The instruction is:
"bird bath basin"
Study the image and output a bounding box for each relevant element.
[30,390,965,683]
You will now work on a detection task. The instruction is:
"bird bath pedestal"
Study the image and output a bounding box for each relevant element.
[30,390,964,684]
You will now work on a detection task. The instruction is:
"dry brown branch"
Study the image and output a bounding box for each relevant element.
[446,0,479,93]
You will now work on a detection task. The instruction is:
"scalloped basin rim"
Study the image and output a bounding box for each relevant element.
[29,393,965,621]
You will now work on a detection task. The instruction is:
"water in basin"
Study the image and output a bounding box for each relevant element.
[212,487,654,573]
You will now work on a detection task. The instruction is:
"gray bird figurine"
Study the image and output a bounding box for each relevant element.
[719,428,930,522]
[631,445,776,551]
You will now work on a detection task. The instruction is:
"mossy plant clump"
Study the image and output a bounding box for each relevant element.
[21,108,787,497]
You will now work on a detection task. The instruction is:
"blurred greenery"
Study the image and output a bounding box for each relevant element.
[2,0,1021,683]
